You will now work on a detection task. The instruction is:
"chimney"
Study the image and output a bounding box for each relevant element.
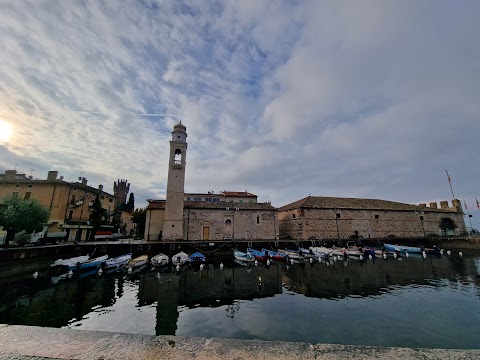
[81,177,87,185]
[47,171,58,181]
[3,170,17,181]
[440,201,449,209]
[429,202,438,209]
[99,184,103,191]
[419,203,426,208]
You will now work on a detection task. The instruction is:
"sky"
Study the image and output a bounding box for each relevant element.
[0,1,479,229]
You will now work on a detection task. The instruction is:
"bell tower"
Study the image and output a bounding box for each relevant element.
[163,122,187,240]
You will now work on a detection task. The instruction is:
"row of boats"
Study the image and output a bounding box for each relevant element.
[49,251,208,274]
[48,243,443,274]
[233,243,444,263]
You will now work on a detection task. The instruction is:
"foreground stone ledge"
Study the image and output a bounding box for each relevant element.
[0,325,479,360]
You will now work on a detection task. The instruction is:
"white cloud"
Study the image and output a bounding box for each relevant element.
[0,0,479,227]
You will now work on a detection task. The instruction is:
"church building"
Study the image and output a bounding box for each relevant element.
[144,123,278,242]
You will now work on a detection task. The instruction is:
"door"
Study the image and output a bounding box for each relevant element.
[202,226,210,241]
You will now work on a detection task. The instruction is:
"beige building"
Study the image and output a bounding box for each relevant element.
[278,196,467,241]
[145,123,277,242]
[0,169,116,242]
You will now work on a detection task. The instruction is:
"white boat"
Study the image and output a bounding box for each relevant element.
[234,250,255,262]
[126,255,148,269]
[310,246,333,256]
[278,249,304,260]
[50,255,89,271]
[151,253,169,267]
[172,251,189,265]
[102,253,132,269]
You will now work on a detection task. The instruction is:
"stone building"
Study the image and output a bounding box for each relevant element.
[278,196,467,241]
[144,123,278,241]
[0,170,116,241]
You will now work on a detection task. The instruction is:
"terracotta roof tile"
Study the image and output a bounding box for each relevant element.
[185,201,275,211]
[223,191,257,197]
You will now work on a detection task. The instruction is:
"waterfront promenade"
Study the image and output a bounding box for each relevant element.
[1,325,479,359]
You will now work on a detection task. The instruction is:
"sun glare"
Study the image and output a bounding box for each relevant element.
[0,119,13,142]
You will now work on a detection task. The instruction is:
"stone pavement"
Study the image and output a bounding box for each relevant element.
[1,325,479,359]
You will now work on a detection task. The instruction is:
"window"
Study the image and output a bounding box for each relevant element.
[15,184,20,188]
[100,195,105,199]
[27,184,33,188]
[187,197,191,201]
[336,213,341,218]
[194,197,201,201]
[73,187,77,191]
[420,216,424,221]
[293,214,296,219]
[70,195,76,206]
[205,198,212,202]
[109,198,113,203]
[24,192,31,199]
[375,214,379,219]
[174,148,182,164]
[68,210,73,219]
[257,215,260,224]
[225,219,232,225]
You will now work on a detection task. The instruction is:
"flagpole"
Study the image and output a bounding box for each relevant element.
[445,170,456,200]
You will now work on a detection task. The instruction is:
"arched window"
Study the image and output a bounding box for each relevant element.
[174,149,182,164]
[225,219,232,225]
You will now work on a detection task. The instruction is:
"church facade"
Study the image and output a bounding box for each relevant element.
[144,123,278,242]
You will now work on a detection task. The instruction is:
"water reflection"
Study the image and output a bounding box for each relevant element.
[0,251,479,348]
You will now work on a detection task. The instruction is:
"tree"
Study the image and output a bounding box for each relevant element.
[89,193,107,241]
[132,208,146,237]
[125,193,135,211]
[0,195,50,247]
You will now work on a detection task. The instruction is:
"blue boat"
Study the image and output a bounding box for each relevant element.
[102,253,132,270]
[384,243,423,254]
[189,252,206,262]
[75,255,109,270]
[262,248,287,261]
[247,248,268,261]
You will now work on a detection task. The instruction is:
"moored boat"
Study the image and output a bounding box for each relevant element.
[74,255,109,271]
[383,243,423,254]
[172,251,189,265]
[278,249,304,260]
[50,255,90,273]
[234,250,255,262]
[189,252,206,263]
[247,248,269,261]
[262,248,287,261]
[151,253,169,267]
[102,253,132,269]
[126,255,149,269]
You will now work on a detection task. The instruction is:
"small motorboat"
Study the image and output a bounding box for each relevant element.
[102,253,132,269]
[50,255,89,273]
[74,255,109,270]
[247,248,268,261]
[278,249,304,260]
[151,253,169,267]
[384,243,423,254]
[189,252,206,263]
[262,249,287,261]
[126,255,149,269]
[172,251,189,265]
[234,250,255,262]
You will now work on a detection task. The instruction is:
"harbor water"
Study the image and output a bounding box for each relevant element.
[0,249,479,349]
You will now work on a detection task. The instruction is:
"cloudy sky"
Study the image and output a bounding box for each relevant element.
[0,1,479,228]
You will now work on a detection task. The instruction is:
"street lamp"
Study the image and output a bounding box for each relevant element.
[334,208,340,243]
